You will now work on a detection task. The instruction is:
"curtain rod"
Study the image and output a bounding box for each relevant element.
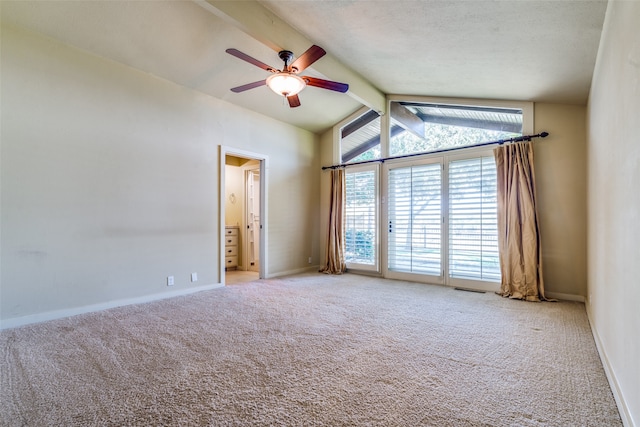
[321,131,549,170]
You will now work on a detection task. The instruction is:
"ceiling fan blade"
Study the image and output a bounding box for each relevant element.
[226,48,276,72]
[230,80,267,93]
[303,77,349,93]
[289,45,326,73]
[287,94,301,108]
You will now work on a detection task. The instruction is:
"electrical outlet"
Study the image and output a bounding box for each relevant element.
[191,272,198,282]
[167,276,174,286]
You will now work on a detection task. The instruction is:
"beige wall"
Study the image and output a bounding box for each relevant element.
[318,129,336,272]
[534,103,588,298]
[0,25,319,324]
[587,0,640,424]
[224,165,244,228]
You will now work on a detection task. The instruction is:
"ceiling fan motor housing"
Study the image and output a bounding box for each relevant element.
[278,50,295,69]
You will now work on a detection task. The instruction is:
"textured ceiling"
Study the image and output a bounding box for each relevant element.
[260,0,608,104]
[0,0,363,133]
[1,0,608,134]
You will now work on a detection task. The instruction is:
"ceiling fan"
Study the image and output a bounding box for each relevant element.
[225,45,349,108]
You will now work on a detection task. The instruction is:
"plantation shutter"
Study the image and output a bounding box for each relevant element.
[345,168,377,269]
[448,156,500,282]
[388,163,442,276]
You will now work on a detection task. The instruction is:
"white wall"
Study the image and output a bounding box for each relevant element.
[0,25,319,324]
[587,0,640,425]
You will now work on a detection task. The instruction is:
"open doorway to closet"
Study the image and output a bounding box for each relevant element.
[221,147,267,285]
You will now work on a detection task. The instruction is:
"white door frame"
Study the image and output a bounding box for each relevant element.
[244,167,261,272]
[219,146,268,285]
[382,156,445,285]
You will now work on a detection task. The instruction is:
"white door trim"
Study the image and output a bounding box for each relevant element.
[219,146,269,285]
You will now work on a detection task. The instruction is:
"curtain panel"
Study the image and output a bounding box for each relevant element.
[494,142,547,301]
[320,169,346,274]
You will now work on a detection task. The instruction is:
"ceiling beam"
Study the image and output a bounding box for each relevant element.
[341,110,380,139]
[390,101,424,139]
[198,0,386,115]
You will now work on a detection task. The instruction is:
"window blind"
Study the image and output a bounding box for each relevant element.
[448,156,500,282]
[345,169,377,267]
[388,163,442,276]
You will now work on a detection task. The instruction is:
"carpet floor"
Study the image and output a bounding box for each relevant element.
[1,273,622,426]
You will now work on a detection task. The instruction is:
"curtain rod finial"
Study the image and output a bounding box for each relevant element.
[540,131,549,138]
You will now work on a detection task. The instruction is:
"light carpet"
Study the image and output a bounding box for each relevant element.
[1,273,622,426]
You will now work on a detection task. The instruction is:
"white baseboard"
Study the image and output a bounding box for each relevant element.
[0,283,225,330]
[585,302,634,427]
[545,291,585,302]
[265,265,319,279]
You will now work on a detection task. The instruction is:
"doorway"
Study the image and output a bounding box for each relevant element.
[220,146,267,285]
[245,168,260,273]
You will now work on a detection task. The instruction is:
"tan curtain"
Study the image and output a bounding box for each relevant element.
[320,169,346,274]
[494,142,547,301]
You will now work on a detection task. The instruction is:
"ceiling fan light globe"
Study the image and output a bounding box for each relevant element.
[266,73,306,97]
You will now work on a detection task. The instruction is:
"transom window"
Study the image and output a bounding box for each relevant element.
[340,110,381,164]
[389,101,523,157]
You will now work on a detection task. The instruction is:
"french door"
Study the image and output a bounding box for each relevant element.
[386,158,444,284]
[381,151,500,291]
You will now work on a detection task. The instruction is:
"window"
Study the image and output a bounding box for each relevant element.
[389,101,523,157]
[448,156,500,283]
[340,109,381,163]
[344,166,378,270]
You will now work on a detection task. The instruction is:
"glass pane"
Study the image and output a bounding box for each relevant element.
[388,163,441,275]
[345,169,377,267]
[341,110,381,163]
[389,102,523,157]
[449,156,500,281]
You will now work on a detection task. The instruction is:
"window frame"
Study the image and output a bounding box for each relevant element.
[383,155,445,284]
[344,163,380,273]
[445,147,502,291]
[387,95,534,136]
[335,106,381,165]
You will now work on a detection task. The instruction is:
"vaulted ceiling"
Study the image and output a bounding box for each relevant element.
[1,0,608,134]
